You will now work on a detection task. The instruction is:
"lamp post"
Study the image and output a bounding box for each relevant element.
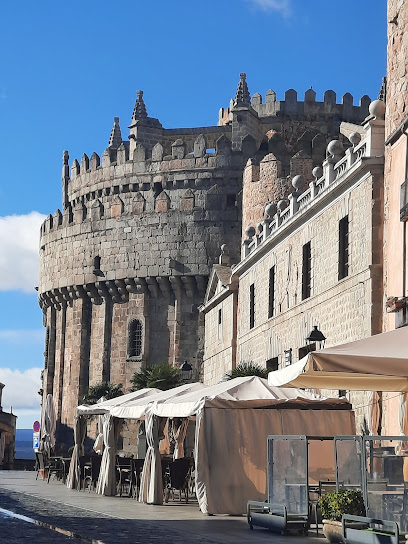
[306,326,326,351]
[180,361,193,382]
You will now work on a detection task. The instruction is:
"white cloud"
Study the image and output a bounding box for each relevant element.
[0,367,42,412]
[245,0,291,16]
[0,212,46,292]
[0,329,44,343]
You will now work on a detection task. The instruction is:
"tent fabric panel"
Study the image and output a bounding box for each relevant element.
[279,408,356,436]
[196,408,282,515]
[196,407,356,515]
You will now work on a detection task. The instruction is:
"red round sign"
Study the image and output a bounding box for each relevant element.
[33,421,40,433]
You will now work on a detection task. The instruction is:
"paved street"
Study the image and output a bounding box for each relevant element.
[0,471,324,543]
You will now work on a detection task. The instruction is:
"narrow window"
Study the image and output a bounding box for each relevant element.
[266,357,278,371]
[44,327,50,370]
[249,283,255,329]
[302,242,311,300]
[217,308,222,340]
[338,216,349,280]
[93,256,101,270]
[226,194,236,209]
[128,319,143,358]
[268,266,275,318]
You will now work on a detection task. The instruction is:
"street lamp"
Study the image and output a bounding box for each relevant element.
[180,361,193,382]
[306,326,326,351]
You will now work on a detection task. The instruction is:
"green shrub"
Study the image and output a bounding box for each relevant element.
[131,363,181,391]
[225,362,268,380]
[83,382,123,404]
[318,489,365,521]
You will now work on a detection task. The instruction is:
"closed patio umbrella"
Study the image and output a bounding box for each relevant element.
[39,394,56,456]
[138,411,163,504]
[66,415,87,489]
[96,413,122,496]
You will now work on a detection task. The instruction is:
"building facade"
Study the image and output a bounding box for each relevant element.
[382,0,408,434]
[201,109,385,431]
[0,383,17,468]
[39,75,370,432]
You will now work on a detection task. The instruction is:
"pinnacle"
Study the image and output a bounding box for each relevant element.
[234,73,251,107]
[108,117,123,148]
[132,90,148,121]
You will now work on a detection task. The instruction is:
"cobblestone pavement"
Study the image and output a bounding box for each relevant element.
[0,505,76,543]
[0,488,237,544]
[0,472,323,543]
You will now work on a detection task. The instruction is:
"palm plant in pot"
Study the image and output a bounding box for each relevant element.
[318,488,365,543]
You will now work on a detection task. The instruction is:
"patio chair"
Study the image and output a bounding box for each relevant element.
[164,458,191,503]
[83,455,102,493]
[131,459,145,499]
[47,456,65,483]
[116,456,134,497]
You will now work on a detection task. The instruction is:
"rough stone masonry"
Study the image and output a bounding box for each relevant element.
[38,74,370,432]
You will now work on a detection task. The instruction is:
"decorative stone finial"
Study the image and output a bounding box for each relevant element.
[234,73,251,107]
[292,175,304,192]
[63,150,69,165]
[378,77,386,103]
[312,166,323,180]
[265,202,277,219]
[348,132,361,147]
[219,244,230,266]
[369,99,386,120]
[132,90,148,121]
[245,225,256,239]
[327,140,344,158]
[277,200,288,214]
[108,117,123,148]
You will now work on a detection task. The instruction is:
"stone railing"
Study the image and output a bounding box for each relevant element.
[242,102,385,259]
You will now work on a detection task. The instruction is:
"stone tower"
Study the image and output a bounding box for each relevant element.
[38,75,370,431]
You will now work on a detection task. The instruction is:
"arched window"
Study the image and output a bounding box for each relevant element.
[128,319,143,358]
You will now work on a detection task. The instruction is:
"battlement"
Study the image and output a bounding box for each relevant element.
[241,102,385,259]
[219,87,370,125]
[63,130,243,205]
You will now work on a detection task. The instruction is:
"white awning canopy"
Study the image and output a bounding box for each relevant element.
[77,387,161,416]
[268,327,408,392]
[110,382,208,419]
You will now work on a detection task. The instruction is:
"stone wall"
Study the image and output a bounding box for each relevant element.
[382,0,408,434]
[203,292,236,385]
[237,171,383,431]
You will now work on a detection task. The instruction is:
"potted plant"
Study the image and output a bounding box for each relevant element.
[318,488,365,543]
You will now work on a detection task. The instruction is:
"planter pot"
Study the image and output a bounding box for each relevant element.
[323,520,343,543]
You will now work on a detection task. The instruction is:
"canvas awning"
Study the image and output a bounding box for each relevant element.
[77,387,161,416]
[151,375,348,418]
[268,327,408,392]
[110,382,208,419]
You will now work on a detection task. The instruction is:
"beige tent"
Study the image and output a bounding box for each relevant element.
[268,327,408,392]
[146,376,355,515]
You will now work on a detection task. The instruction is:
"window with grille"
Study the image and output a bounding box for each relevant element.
[268,266,275,318]
[217,308,222,339]
[249,283,255,329]
[128,319,143,358]
[338,216,349,280]
[302,242,311,300]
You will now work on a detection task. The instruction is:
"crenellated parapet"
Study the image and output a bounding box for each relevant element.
[63,130,238,205]
[219,86,371,125]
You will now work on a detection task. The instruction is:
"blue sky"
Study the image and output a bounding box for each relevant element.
[0,0,386,428]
